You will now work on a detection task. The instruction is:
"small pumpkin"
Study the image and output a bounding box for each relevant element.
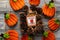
[5,30,18,40]
[48,18,60,31]
[42,31,55,40]
[42,0,55,17]
[10,0,25,11]
[5,13,18,27]
[29,0,40,6]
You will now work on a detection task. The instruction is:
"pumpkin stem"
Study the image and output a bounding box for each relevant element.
[5,13,10,20]
[13,0,17,2]
[55,19,60,25]
[48,0,54,8]
[51,0,54,2]
[43,31,48,37]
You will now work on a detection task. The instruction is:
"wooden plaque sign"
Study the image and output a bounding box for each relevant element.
[26,13,36,27]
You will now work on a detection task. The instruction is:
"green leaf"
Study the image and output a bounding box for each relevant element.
[5,14,10,20]
[49,1,54,8]
[55,19,60,25]
[50,3,54,7]
[3,33,10,38]
[43,31,48,37]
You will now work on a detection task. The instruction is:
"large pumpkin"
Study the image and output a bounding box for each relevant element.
[10,0,25,11]
[5,30,18,40]
[48,18,60,31]
[42,31,55,40]
[42,1,55,17]
[5,13,18,27]
[29,0,40,6]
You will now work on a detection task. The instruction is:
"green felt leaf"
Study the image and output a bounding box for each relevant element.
[55,19,60,25]
[49,1,54,8]
[5,14,10,20]
[43,31,48,37]
[50,3,54,7]
[3,33,10,38]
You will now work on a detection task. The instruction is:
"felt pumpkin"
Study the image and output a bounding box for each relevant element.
[42,1,55,17]
[5,13,18,27]
[5,30,18,40]
[10,0,25,11]
[29,0,40,6]
[21,34,33,40]
[42,31,55,40]
[48,18,60,31]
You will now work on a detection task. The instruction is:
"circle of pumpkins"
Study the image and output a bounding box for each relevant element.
[4,0,60,40]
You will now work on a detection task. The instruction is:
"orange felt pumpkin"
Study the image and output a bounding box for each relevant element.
[29,0,40,6]
[48,18,60,31]
[42,31,55,40]
[10,0,25,11]
[5,13,18,27]
[5,30,18,40]
[42,1,55,17]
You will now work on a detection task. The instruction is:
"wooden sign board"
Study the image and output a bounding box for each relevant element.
[26,13,36,27]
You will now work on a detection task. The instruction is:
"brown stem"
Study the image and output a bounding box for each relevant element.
[51,0,54,2]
